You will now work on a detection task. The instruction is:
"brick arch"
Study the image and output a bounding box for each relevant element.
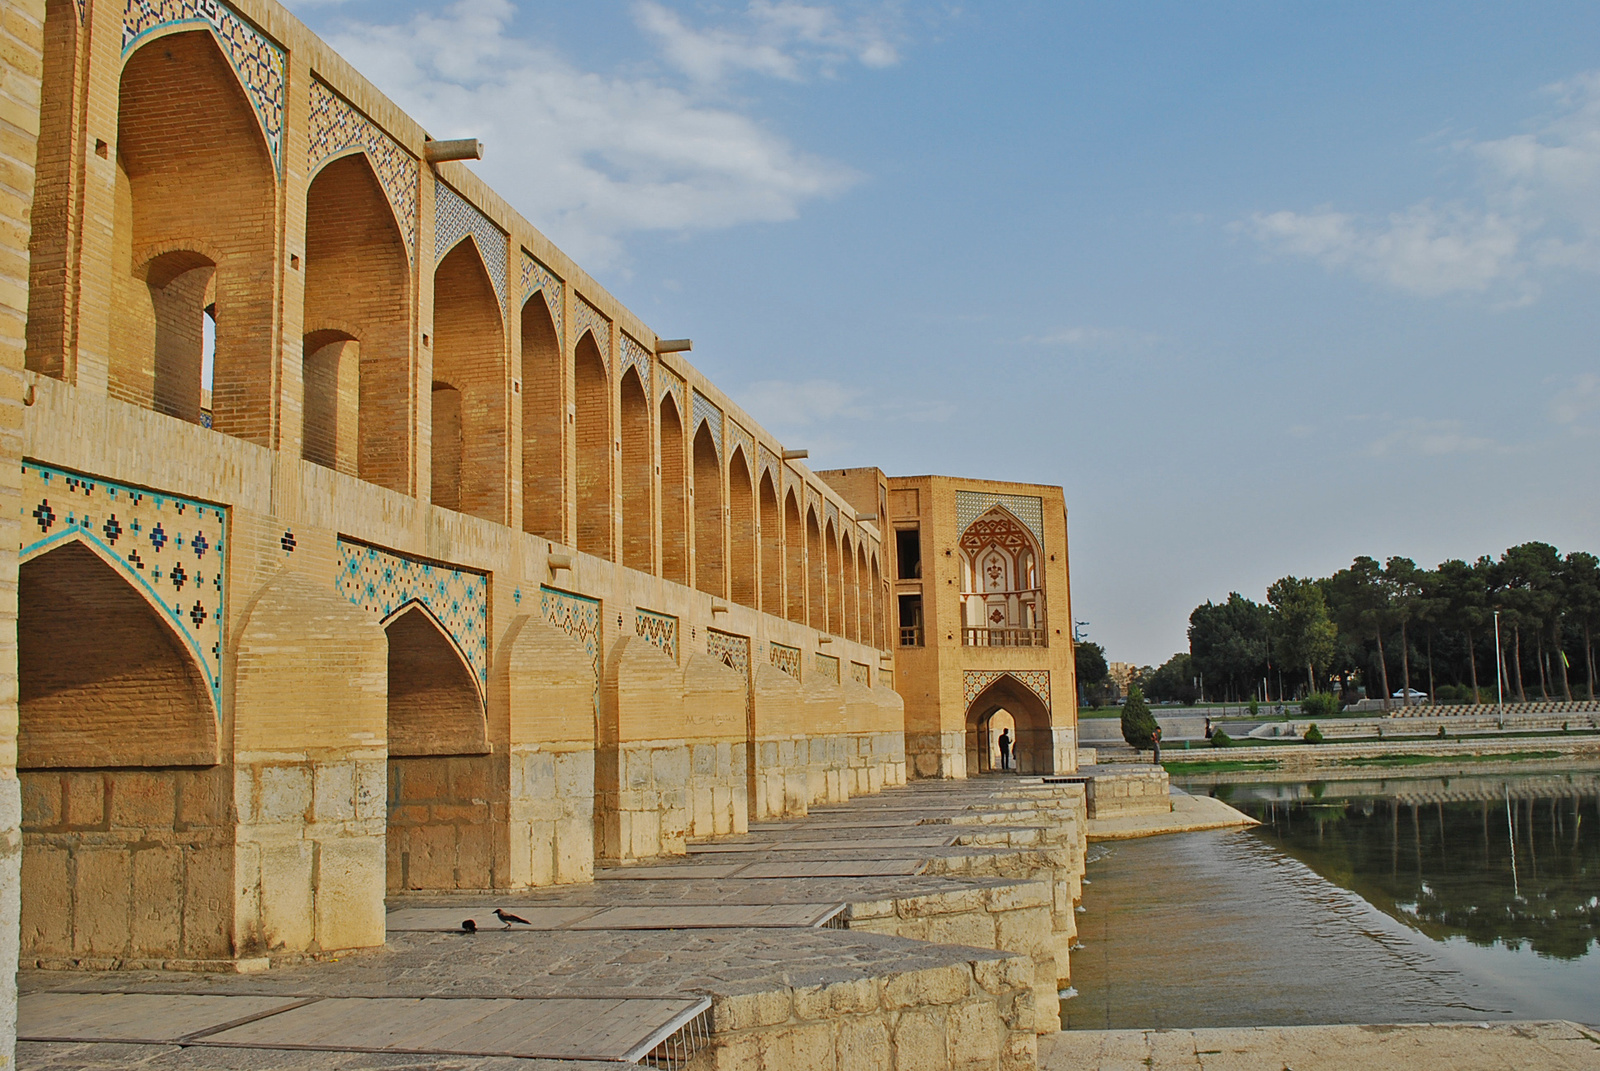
[806,506,825,630]
[574,330,612,559]
[692,421,724,597]
[112,29,277,443]
[19,538,218,768]
[308,146,411,251]
[758,470,781,615]
[384,602,488,754]
[964,674,1054,776]
[784,489,805,624]
[855,541,870,645]
[824,517,841,636]
[619,365,652,571]
[305,151,412,491]
[433,237,507,521]
[521,287,563,540]
[728,446,756,608]
[660,393,688,584]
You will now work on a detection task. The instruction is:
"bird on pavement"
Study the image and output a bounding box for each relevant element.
[494,908,532,929]
[461,918,477,933]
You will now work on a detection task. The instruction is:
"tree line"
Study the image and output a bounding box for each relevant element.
[1138,542,1600,709]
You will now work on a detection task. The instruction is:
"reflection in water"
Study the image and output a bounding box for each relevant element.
[1226,775,1599,961]
[1067,770,1600,1031]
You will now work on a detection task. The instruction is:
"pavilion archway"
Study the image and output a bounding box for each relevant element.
[964,673,1054,776]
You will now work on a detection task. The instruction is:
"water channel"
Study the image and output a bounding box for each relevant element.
[1062,766,1600,1030]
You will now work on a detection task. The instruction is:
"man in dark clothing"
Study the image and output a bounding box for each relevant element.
[997,728,1012,771]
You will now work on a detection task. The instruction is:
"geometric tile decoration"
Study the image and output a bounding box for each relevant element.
[122,0,286,175]
[619,333,651,395]
[308,80,419,260]
[433,180,507,306]
[769,641,801,682]
[726,420,753,471]
[21,461,228,718]
[336,537,489,701]
[955,491,1045,549]
[963,669,1051,712]
[541,585,601,711]
[573,295,610,370]
[691,390,723,455]
[658,363,686,418]
[706,629,749,679]
[851,660,870,686]
[825,499,839,530]
[635,608,678,664]
[815,652,840,684]
[758,444,779,484]
[521,250,563,338]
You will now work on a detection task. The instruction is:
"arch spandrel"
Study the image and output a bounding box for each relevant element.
[122,2,286,176]
[21,461,227,719]
[434,181,508,307]
[308,79,419,260]
[521,251,565,338]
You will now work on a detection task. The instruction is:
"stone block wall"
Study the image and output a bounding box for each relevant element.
[1083,767,1170,819]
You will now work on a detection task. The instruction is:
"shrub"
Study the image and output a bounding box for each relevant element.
[1210,728,1233,748]
[1301,692,1341,718]
[1437,725,1447,738]
[1120,685,1159,751]
[1303,723,1324,744]
[1248,697,1259,717]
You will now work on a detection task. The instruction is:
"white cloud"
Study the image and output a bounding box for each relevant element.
[1030,326,1161,349]
[1550,372,1600,425]
[737,377,953,440]
[1365,418,1500,458]
[1248,71,1600,300]
[635,1,901,85]
[314,0,860,266]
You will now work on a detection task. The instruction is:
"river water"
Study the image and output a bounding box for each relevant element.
[1062,768,1600,1030]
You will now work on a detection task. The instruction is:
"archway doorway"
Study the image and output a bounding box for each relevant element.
[964,674,1054,776]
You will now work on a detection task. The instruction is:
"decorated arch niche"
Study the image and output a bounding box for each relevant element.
[759,470,782,615]
[660,393,688,584]
[963,671,1054,776]
[432,235,507,521]
[959,505,1045,647]
[620,366,653,571]
[728,447,757,608]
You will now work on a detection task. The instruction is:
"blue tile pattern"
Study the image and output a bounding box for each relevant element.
[573,295,610,370]
[955,491,1046,548]
[726,420,753,472]
[521,251,563,338]
[336,538,489,700]
[541,585,601,711]
[707,629,749,679]
[22,461,227,718]
[769,641,801,681]
[434,181,507,305]
[308,79,418,261]
[691,390,723,454]
[122,0,285,175]
[658,364,686,417]
[635,608,678,664]
[620,333,651,395]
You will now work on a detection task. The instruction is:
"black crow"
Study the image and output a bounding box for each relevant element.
[494,908,532,929]
[461,918,477,933]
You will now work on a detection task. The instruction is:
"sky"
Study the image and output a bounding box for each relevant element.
[284,0,1600,667]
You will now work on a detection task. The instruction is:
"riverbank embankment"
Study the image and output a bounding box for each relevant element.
[1086,788,1256,841]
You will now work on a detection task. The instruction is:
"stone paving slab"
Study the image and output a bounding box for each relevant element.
[18,1040,619,1070]
[394,873,1033,909]
[1039,1020,1600,1070]
[19,993,310,1045]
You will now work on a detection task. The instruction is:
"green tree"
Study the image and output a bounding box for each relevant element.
[1385,557,1426,708]
[1188,593,1271,701]
[1120,685,1159,758]
[1325,556,1393,709]
[1432,558,1489,701]
[1144,653,1197,704]
[1075,639,1108,706]
[1267,576,1337,697]
[1561,551,1600,701]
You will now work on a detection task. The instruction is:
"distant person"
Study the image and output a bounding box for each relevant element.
[1151,725,1162,764]
[997,729,1012,771]
[1204,717,1214,740]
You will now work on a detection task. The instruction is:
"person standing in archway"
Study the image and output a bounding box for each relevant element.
[997,728,1012,771]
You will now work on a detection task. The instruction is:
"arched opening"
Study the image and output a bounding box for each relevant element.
[784,490,804,624]
[19,541,227,960]
[301,329,358,473]
[660,395,688,584]
[964,675,1054,776]
[842,533,859,642]
[824,519,842,636]
[384,606,492,892]
[521,290,562,539]
[871,554,884,648]
[759,471,781,615]
[728,448,756,607]
[304,152,412,492]
[111,30,275,442]
[430,382,462,511]
[806,507,825,630]
[693,422,724,597]
[856,543,871,645]
[959,506,1046,647]
[574,331,611,559]
[620,367,652,571]
[432,238,507,522]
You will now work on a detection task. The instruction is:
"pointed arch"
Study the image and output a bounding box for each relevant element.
[575,329,612,559]
[964,674,1054,776]
[785,489,805,624]
[871,552,884,649]
[693,422,724,597]
[432,236,507,522]
[660,393,688,584]
[806,506,825,630]
[620,366,653,571]
[842,531,859,642]
[959,505,1047,646]
[304,151,412,490]
[112,30,276,441]
[824,517,842,636]
[728,447,756,607]
[759,470,782,615]
[384,603,488,756]
[521,287,563,539]
[856,542,871,646]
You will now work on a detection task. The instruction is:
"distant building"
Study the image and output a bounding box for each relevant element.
[1108,662,1139,698]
